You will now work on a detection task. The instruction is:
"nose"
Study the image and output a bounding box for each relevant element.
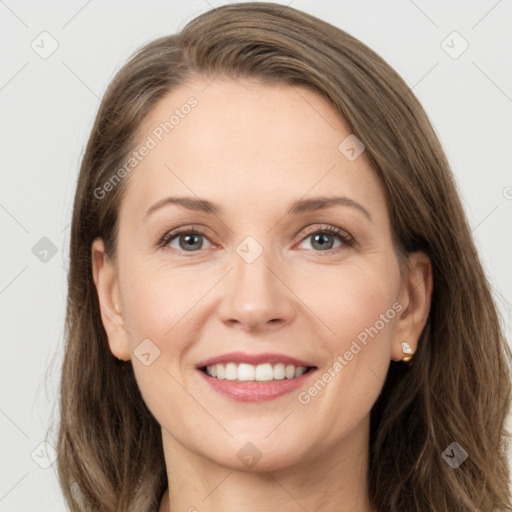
[216,239,297,333]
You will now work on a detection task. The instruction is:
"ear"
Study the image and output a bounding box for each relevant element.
[391,251,433,362]
[91,237,131,361]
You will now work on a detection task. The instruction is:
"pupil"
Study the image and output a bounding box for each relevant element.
[181,234,201,251]
[313,233,333,250]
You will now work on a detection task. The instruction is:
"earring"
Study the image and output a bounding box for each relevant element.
[400,341,414,363]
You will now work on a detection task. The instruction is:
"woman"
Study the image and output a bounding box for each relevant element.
[56,2,512,511]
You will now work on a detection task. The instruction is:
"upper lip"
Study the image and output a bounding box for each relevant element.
[195,351,317,369]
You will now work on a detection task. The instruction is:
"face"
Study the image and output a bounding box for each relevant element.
[93,77,429,472]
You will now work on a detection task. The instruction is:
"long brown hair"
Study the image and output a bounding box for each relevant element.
[55,3,512,510]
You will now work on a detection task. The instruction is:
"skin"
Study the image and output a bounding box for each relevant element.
[92,77,432,512]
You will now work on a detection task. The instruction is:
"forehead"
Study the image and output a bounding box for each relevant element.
[119,77,387,223]
[137,77,354,159]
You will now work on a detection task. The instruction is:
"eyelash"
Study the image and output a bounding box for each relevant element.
[157,224,354,258]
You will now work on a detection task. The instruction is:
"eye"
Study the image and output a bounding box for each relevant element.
[296,225,354,254]
[158,224,354,256]
[158,226,212,255]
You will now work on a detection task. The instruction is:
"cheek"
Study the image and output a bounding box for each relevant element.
[299,258,399,350]
[120,255,198,340]
[296,260,399,421]
[118,259,203,421]
[118,257,218,397]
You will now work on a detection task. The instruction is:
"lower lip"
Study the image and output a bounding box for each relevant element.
[197,368,317,402]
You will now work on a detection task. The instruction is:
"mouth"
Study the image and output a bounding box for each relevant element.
[196,362,318,402]
[194,351,318,401]
[198,362,317,383]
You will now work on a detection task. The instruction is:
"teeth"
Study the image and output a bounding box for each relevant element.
[204,362,309,382]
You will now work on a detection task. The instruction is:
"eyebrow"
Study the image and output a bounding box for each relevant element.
[143,195,373,223]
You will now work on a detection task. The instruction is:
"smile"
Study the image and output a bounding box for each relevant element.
[197,364,317,402]
[201,362,314,382]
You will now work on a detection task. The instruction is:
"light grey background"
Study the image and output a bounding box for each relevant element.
[1,1,511,510]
